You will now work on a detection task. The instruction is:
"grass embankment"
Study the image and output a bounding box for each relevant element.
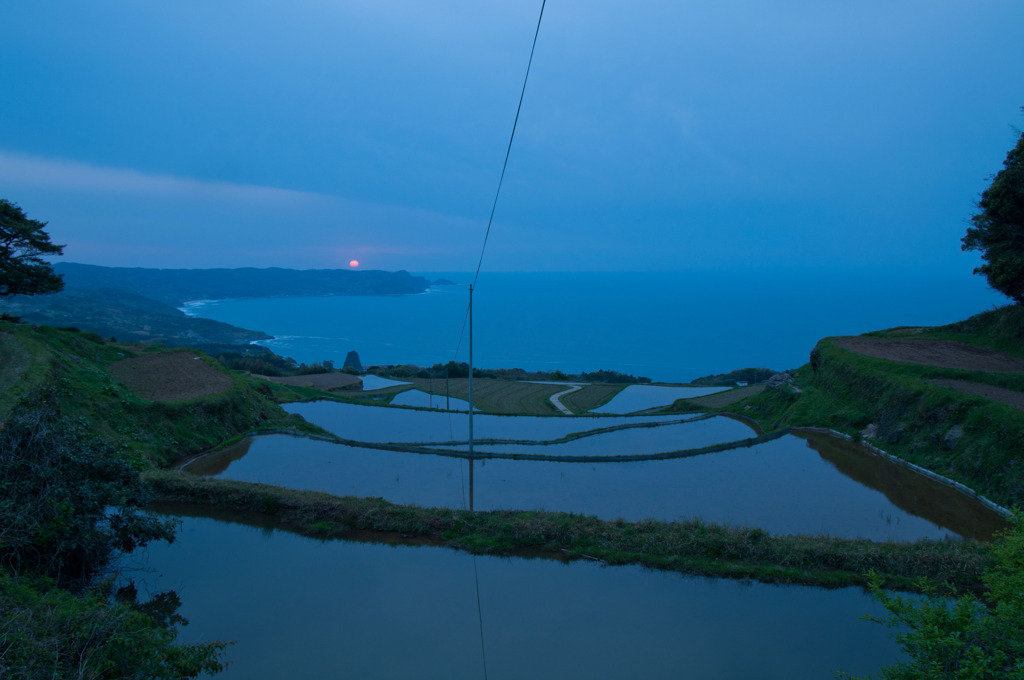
[0,321,317,466]
[403,377,629,414]
[267,380,406,406]
[267,370,628,415]
[922,304,1024,357]
[145,471,993,593]
[561,383,627,412]
[408,377,563,414]
[691,307,1024,510]
[0,322,49,420]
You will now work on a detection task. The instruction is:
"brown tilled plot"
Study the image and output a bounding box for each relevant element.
[834,336,1024,412]
[109,351,233,402]
[928,379,1024,412]
[834,337,1024,372]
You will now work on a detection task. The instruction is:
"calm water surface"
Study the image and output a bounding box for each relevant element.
[184,271,1004,382]
[441,417,756,456]
[185,430,1006,540]
[359,375,411,390]
[128,513,905,679]
[284,400,695,444]
[390,388,472,410]
[259,401,1009,539]
[591,384,730,413]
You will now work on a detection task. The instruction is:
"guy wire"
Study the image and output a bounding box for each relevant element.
[455,0,547,362]
[472,0,547,288]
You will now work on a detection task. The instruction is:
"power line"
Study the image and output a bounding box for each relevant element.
[456,0,547,365]
[472,0,547,288]
[459,7,547,679]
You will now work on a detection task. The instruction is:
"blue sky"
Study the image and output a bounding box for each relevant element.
[1,1,1022,274]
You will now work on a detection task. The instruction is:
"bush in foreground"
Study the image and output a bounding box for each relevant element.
[842,513,1023,679]
[0,571,227,680]
[0,392,227,677]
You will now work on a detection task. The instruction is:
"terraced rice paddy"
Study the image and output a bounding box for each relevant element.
[183,401,1008,541]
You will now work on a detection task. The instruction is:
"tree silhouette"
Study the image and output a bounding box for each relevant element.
[0,199,65,297]
[962,121,1024,303]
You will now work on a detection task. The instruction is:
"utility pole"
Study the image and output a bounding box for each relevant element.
[468,284,474,511]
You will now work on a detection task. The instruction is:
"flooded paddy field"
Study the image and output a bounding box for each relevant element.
[590,383,730,413]
[187,402,1007,541]
[155,397,1013,677]
[283,400,695,444]
[128,513,907,680]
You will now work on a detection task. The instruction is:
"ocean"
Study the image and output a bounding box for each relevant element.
[183,271,1004,383]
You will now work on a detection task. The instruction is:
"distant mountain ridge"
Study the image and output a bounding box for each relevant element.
[54,262,434,306]
[0,287,272,346]
[0,264,436,351]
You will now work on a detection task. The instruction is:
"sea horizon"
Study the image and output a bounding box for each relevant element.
[184,270,1006,383]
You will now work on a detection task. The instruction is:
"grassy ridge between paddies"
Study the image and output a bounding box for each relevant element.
[684,306,1024,510]
[281,376,629,415]
[144,471,992,594]
[405,377,627,415]
[0,320,317,467]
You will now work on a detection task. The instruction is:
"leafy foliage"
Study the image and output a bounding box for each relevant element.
[0,393,174,589]
[0,199,65,297]
[962,121,1024,303]
[0,571,227,679]
[843,514,1024,679]
[0,389,228,676]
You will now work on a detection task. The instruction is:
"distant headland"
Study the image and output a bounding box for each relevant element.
[52,262,438,306]
[0,263,444,349]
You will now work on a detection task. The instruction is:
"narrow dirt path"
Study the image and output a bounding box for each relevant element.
[549,384,583,414]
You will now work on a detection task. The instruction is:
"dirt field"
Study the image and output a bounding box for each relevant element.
[835,336,1024,412]
[929,379,1024,411]
[685,383,766,408]
[409,377,563,415]
[834,337,1024,372]
[109,351,233,402]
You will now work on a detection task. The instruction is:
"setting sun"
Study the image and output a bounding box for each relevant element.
[349,259,359,268]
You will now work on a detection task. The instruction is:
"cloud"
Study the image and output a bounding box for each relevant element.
[0,150,320,205]
[0,151,483,270]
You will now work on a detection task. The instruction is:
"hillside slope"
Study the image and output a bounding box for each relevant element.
[725,306,1024,509]
[0,320,308,466]
[0,287,272,346]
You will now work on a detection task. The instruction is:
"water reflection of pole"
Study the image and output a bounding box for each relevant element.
[468,284,474,512]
